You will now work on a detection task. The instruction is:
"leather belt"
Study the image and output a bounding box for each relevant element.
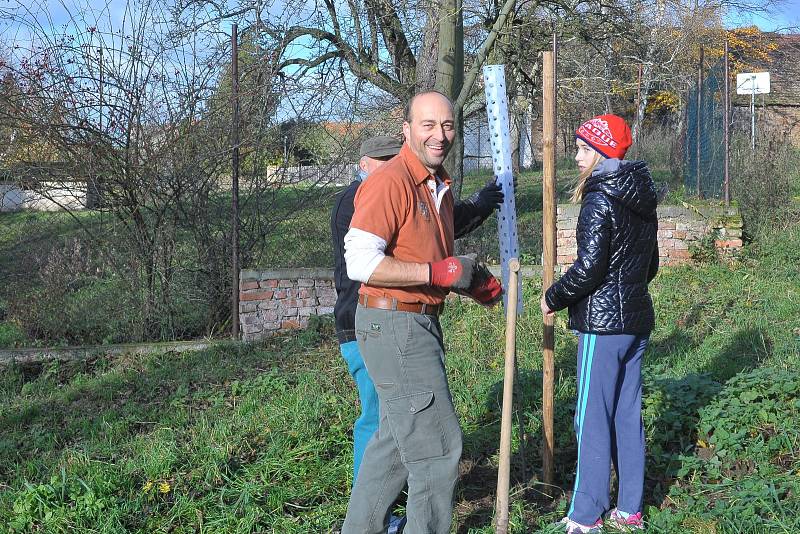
[358,294,443,317]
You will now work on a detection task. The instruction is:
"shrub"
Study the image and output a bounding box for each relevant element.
[632,121,683,178]
[0,321,27,348]
[731,128,800,240]
[8,238,139,345]
[650,367,800,531]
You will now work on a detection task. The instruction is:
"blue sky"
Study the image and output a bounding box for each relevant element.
[727,0,800,32]
[2,1,798,52]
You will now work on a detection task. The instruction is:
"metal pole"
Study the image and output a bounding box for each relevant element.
[751,75,756,151]
[723,39,730,205]
[553,32,558,159]
[95,47,103,209]
[696,46,703,199]
[98,47,103,134]
[231,24,241,340]
[542,49,556,488]
[477,121,481,172]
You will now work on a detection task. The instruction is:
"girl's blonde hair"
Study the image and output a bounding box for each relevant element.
[570,151,603,203]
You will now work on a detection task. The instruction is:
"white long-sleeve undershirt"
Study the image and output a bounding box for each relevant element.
[344,227,387,283]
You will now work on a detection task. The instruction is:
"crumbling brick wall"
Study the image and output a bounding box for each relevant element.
[241,205,744,339]
[238,268,337,342]
[556,204,742,270]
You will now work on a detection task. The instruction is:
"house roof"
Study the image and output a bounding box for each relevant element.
[733,33,800,107]
[321,121,368,137]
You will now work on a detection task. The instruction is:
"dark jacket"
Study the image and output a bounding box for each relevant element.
[331,179,493,343]
[545,160,659,335]
[331,180,361,344]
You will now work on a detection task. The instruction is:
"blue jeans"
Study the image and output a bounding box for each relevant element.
[340,340,380,482]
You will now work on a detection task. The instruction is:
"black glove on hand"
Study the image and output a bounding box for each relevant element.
[467,179,504,217]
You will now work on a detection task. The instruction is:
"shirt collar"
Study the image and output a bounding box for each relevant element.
[399,144,452,186]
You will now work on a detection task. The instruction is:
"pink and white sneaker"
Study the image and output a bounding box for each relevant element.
[606,508,644,531]
[559,516,604,533]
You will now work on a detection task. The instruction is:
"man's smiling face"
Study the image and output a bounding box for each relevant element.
[402,92,455,174]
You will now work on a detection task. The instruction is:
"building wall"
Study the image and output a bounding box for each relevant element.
[0,181,89,212]
[462,111,535,173]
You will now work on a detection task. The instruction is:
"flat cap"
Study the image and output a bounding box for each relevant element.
[359,135,402,158]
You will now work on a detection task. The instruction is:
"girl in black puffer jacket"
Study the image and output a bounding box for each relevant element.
[541,115,658,534]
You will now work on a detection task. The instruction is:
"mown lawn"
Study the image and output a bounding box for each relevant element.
[1,224,798,533]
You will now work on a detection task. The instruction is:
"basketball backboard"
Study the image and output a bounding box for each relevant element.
[736,72,771,95]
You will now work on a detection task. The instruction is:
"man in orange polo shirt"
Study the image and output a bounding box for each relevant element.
[341,91,502,534]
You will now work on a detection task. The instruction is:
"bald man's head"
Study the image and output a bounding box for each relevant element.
[402,91,456,174]
[403,91,454,123]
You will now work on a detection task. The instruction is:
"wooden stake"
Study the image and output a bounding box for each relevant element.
[495,258,521,534]
[541,50,557,488]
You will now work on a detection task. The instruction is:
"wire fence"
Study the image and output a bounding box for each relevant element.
[684,58,727,199]
[457,110,545,264]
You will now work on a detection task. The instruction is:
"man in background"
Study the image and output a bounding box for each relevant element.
[331,136,402,484]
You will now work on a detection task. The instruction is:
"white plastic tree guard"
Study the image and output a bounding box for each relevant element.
[483,64,523,314]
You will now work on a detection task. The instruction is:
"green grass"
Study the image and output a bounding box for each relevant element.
[0,185,345,346]
[0,210,102,282]
[1,225,798,532]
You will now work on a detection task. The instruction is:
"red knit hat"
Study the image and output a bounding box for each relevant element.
[575,114,632,160]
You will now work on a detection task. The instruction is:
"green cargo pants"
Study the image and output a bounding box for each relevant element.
[341,305,463,534]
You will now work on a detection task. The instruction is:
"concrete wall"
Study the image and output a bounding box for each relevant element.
[0,181,89,212]
[0,183,24,212]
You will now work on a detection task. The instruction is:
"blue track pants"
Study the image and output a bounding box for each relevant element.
[568,333,649,525]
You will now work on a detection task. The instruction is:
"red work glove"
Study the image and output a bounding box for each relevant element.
[429,255,477,289]
[468,264,503,306]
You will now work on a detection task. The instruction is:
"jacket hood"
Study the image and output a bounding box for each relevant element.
[585,159,657,217]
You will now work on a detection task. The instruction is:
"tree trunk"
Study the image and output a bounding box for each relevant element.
[632,60,654,144]
[416,7,440,93]
[435,0,465,197]
[510,101,521,173]
[631,0,666,144]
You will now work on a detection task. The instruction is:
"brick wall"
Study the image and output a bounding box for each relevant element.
[238,268,337,342]
[556,204,743,270]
